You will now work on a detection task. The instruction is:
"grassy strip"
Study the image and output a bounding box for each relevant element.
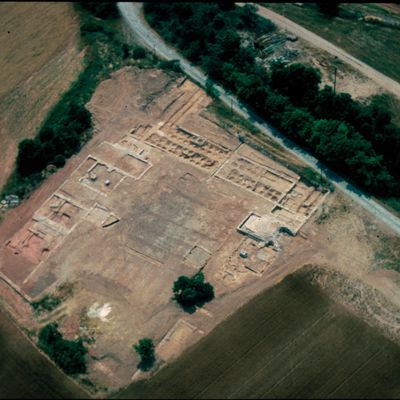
[208,99,331,190]
[262,3,400,83]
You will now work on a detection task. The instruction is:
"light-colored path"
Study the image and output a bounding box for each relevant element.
[117,2,400,236]
[246,3,400,98]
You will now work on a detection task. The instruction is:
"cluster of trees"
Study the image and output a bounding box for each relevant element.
[172,272,214,312]
[38,323,87,375]
[17,104,92,176]
[144,2,400,197]
[78,2,119,19]
[133,338,156,371]
[317,3,341,17]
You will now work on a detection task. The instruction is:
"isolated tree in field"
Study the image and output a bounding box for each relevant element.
[172,272,214,312]
[134,338,155,371]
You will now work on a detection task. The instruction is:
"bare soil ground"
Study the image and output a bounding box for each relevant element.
[0,67,400,396]
[0,2,84,190]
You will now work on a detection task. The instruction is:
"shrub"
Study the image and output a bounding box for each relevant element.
[53,154,66,168]
[31,295,61,314]
[38,323,87,375]
[134,338,155,371]
[132,46,146,59]
[16,139,46,176]
[78,2,120,19]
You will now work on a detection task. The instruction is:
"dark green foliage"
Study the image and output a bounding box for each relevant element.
[159,59,182,73]
[144,3,400,198]
[134,338,155,371]
[173,272,214,312]
[78,2,119,19]
[270,62,321,107]
[38,323,87,375]
[31,295,61,314]
[3,4,156,201]
[16,139,46,176]
[53,154,66,168]
[132,46,146,59]
[16,103,91,177]
[318,3,341,17]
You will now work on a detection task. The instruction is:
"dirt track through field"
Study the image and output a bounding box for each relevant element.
[246,3,400,98]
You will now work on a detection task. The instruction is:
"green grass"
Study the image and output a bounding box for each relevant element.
[262,3,400,83]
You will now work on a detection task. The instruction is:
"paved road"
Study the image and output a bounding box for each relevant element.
[246,3,400,99]
[117,2,400,236]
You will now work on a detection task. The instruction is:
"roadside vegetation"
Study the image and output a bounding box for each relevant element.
[0,2,154,202]
[31,294,61,314]
[38,323,87,375]
[262,3,400,83]
[144,3,400,200]
[134,338,156,371]
[172,272,214,313]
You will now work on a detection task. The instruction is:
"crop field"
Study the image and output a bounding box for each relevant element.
[262,3,400,84]
[0,307,85,399]
[117,272,400,399]
[0,2,83,190]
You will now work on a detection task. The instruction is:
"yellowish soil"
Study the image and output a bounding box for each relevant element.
[0,2,84,190]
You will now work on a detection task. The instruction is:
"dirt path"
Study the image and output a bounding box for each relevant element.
[244,3,400,98]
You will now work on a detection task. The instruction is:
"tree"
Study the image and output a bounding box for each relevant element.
[68,104,92,132]
[38,323,87,375]
[318,3,340,17]
[134,338,155,371]
[132,46,146,59]
[270,62,321,107]
[172,272,214,312]
[79,2,120,19]
[16,139,46,176]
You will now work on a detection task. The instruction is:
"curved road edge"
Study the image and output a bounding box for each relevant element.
[117,2,400,236]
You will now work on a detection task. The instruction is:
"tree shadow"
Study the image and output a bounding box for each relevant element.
[137,356,156,372]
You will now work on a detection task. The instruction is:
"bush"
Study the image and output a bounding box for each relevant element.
[159,59,182,73]
[53,154,66,168]
[38,323,87,375]
[134,338,155,371]
[78,2,120,19]
[172,272,214,312]
[132,46,146,59]
[16,139,46,176]
[31,295,61,314]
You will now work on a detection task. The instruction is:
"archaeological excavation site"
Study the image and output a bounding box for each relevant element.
[0,67,328,390]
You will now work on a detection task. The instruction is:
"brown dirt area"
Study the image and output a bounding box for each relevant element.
[0,2,84,190]
[378,3,400,15]
[0,66,400,396]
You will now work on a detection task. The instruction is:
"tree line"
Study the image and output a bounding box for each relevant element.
[144,2,400,197]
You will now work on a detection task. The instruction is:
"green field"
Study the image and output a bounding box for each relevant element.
[116,272,400,399]
[262,3,400,84]
[0,309,87,399]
